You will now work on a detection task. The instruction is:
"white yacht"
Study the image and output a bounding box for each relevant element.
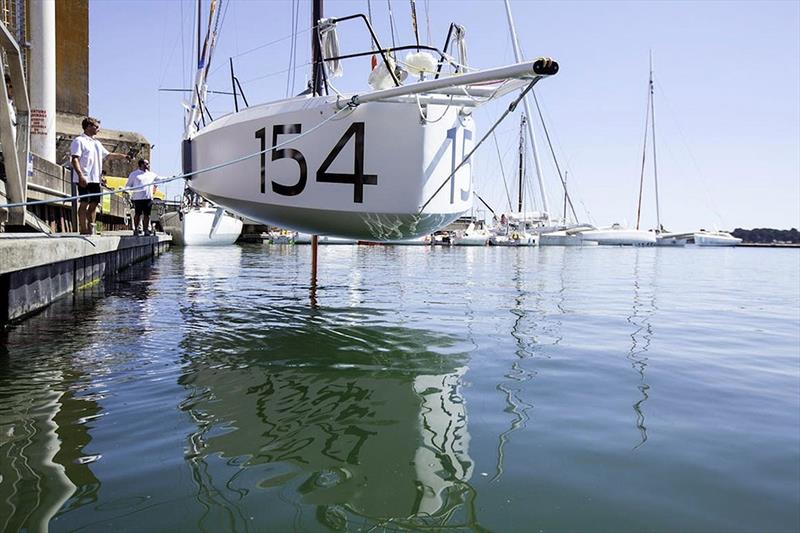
[452,222,491,246]
[579,224,656,246]
[160,206,243,246]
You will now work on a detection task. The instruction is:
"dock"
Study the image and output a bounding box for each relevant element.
[0,232,171,324]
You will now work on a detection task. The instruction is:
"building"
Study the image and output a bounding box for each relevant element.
[0,0,150,232]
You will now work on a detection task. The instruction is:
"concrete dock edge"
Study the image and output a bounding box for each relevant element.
[1,232,171,324]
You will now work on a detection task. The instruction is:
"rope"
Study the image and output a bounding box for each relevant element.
[418,77,539,213]
[531,90,579,222]
[492,131,513,210]
[414,94,453,123]
[1,105,355,211]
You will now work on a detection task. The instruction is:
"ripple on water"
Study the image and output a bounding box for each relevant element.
[0,245,797,532]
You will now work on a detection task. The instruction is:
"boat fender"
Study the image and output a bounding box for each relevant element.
[368,55,396,90]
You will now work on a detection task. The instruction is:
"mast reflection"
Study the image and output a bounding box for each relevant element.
[626,250,659,449]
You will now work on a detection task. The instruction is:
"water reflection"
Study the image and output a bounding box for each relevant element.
[626,251,659,449]
[0,262,158,530]
[493,251,538,482]
[176,299,477,530]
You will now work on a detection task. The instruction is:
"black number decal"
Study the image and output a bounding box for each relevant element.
[255,127,267,193]
[447,126,473,204]
[270,124,307,196]
[316,122,377,203]
[447,127,458,204]
[461,129,473,201]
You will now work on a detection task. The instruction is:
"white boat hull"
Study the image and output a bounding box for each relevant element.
[580,228,656,246]
[452,233,490,246]
[160,208,243,246]
[539,231,597,246]
[186,95,475,241]
[655,235,687,246]
[694,232,741,246]
[491,232,538,246]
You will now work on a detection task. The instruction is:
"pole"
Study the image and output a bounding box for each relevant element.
[311,0,324,96]
[503,0,550,218]
[229,57,239,112]
[650,51,662,232]
[29,0,56,162]
[197,0,201,67]
[311,235,319,281]
[518,114,526,213]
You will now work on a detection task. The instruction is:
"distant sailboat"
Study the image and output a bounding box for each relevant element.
[161,0,244,247]
[635,52,686,247]
[581,53,667,248]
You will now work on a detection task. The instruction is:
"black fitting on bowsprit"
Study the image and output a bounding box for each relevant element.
[533,57,559,76]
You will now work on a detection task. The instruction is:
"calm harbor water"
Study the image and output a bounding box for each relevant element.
[1,244,798,532]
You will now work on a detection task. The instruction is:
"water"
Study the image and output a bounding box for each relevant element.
[1,244,798,532]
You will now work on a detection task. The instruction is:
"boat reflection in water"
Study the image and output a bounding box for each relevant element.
[176,250,476,529]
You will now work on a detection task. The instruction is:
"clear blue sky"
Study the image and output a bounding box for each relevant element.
[90,0,800,231]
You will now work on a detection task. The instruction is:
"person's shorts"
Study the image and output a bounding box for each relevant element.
[133,199,153,217]
[77,182,102,204]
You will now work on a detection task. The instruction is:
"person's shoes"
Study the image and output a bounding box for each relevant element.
[143,229,152,236]
[133,229,141,236]
[89,226,98,236]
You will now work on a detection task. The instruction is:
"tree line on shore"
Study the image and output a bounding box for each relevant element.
[731,228,800,244]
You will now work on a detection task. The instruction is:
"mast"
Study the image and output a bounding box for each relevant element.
[503,0,550,218]
[563,171,568,222]
[185,0,220,140]
[518,114,527,213]
[650,51,662,231]
[311,0,324,96]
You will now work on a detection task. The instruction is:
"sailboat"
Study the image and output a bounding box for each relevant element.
[182,0,559,241]
[636,53,688,247]
[638,56,738,247]
[159,2,245,247]
[160,203,243,246]
[487,114,540,246]
[581,54,671,248]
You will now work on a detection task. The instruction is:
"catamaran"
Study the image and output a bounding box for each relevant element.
[181,0,559,241]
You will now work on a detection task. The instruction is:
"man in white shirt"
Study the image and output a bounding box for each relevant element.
[125,159,159,236]
[70,117,130,235]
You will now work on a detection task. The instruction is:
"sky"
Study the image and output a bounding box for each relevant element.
[89,0,800,231]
